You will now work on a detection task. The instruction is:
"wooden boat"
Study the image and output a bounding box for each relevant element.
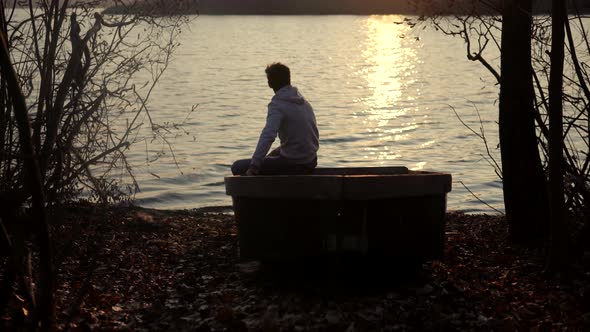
[225,167,452,262]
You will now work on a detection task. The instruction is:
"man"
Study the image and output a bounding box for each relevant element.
[231,63,319,176]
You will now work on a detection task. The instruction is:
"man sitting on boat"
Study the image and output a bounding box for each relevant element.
[231,62,319,176]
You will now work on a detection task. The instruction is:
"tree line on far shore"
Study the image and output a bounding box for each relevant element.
[102,0,590,16]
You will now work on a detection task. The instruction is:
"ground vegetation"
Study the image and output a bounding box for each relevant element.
[2,206,586,331]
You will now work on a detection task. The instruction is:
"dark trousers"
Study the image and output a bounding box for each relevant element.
[231,156,317,175]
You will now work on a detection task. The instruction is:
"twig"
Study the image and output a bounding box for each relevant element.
[459,181,504,215]
[448,104,502,178]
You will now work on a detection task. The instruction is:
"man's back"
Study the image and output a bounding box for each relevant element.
[270,85,319,165]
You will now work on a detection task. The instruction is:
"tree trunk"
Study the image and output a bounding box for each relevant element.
[0,30,54,330]
[546,0,567,271]
[499,0,549,245]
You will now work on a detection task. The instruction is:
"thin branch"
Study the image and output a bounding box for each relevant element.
[459,181,504,215]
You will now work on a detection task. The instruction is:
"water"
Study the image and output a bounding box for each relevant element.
[127,15,504,213]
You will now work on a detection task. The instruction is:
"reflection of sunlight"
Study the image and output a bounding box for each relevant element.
[359,16,418,162]
[411,162,427,170]
[362,16,414,118]
[421,140,435,148]
[382,123,418,134]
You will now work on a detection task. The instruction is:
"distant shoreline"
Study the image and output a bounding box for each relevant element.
[7,0,590,16]
[101,6,589,17]
[101,0,499,16]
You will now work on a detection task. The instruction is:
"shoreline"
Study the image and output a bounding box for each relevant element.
[126,203,504,216]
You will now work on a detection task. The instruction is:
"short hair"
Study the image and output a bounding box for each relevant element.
[265,63,291,90]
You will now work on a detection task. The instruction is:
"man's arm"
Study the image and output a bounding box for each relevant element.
[268,147,281,157]
[249,147,279,174]
[248,106,283,174]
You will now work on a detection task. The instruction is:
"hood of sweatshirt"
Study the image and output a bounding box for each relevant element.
[273,85,305,105]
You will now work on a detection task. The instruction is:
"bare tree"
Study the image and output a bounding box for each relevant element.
[417,1,590,257]
[1,0,188,206]
[0,0,189,328]
[417,0,549,245]
[0,24,53,330]
[547,0,567,271]
[498,0,550,246]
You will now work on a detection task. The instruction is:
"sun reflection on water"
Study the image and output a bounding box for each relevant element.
[360,16,420,162]
[363,16,408,112]
[411,162,427,170]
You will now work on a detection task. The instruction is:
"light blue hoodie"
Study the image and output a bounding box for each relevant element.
[251,85,319,168]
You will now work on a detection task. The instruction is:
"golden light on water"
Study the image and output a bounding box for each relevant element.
[362,15,409,114]
[360,16,423,166]
[411,162,427,171]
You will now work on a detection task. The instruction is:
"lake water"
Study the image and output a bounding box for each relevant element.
[127,15,504,213]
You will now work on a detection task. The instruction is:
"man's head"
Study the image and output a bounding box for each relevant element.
[265,63,291,92]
